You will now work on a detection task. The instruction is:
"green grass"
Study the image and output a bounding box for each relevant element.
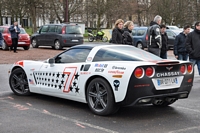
[24,28,33,35]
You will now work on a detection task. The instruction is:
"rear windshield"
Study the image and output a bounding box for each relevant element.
[66,25,82,34]
[20,28,27,34]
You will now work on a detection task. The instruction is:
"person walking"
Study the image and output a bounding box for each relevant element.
[147,15,162,56]
[9,21,20,53]
[186,22,200,75]
[160,24,168,59]
[111,19,124,44]
[174,25,190,61]
[123,21,134,45]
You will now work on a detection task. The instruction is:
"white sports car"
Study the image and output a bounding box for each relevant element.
[9,44,194,115]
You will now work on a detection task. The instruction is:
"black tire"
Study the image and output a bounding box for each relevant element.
[86,78,118,115]
[102,36,108,42]
[23,46,30,50]
[9,68,31,96]
[31,38,38,48]
[54,40,63,50]
[88,36,94,42]
[136,42,143,49]
[2,41,9,50]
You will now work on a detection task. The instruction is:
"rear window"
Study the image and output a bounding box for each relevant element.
[20,28,27,34]
[137,29,146,36]
[66,25,82,34]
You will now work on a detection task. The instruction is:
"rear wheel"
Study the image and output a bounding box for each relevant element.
[88,36,94,42]
[54,40,63,50]
[31,38,38,48]
[86,78,119,115]
[9,68,31,96]
[2,41,9,50]
[102,36,108,42]
[23,46,30,50]
[137,42,143,49]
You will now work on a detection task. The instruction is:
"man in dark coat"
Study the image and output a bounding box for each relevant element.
[174,25,190,61]
[9,21,20,53]
[186,22,200,75]
[160,24,168,59]
[147,15,162,56]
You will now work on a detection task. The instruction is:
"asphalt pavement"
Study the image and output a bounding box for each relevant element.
[1,52,200,133]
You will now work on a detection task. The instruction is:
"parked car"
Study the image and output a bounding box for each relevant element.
[132,27,148,49]
[30,24,84,50]
[9,44,194,115]
[0,26,30,50]
[166,29,181,49]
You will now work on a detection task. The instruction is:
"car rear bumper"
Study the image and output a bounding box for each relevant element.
[61,38,84,47]
[5,40,30,47]
[119,70,194,106]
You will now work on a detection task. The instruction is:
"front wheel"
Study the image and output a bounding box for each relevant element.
[9,68,31,96]
[102,36,108,42]
[86,78,118,115]
[88,36,94,42]
[2,41,9,50]
[31,38,38,48]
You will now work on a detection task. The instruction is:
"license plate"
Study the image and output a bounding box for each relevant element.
[72,40,78,42]
[157,77,178,86]
[18,42,26,44]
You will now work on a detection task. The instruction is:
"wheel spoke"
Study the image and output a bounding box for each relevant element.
[13,74,21,82]
[20,73,26,79]
[20,85,26,93]
[93,99,99,109]
[13,82,20,89]
[89,92,97,98]
[94,83,100,93]
[100,90,107,97]
[99,99,106,109]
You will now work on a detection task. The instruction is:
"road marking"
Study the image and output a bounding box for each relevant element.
[1,100,118,133]
[168,126,200,133]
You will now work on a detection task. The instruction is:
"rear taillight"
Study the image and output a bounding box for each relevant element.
[145,34,148,40]
[187,64,193,74]
[134,67,144,79]
[61,27,66,34]
[145,67,154,77]
[180,65,186,74]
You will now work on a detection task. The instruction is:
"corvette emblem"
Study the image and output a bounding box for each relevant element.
[166,66,173,71]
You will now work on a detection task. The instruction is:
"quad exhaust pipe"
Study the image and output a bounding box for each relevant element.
[153,97,177,105]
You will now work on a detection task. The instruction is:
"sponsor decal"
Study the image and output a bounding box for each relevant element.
[108,70,124,74]
[29,79,34,85]
[112,66,126,70]
[156,72,180,77]
[113,80,120,91]
[95,64,108,68]
[134,84,150,88]
[112,75,123,78]
[95,68,104,72]
[80,72,91,75]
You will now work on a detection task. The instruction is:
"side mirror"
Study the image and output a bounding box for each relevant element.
[48,58,55,64]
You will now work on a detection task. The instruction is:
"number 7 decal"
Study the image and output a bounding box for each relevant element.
[63,67,77,93]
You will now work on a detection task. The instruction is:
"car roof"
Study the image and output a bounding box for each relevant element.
[133,27,148,29]
[71,43,107,49]
[42,23,79,26]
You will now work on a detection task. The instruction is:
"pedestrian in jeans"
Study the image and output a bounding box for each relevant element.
[147,15,162,56]
[160,24,168,59]
[9,21,20,53]
[186,22,200,75]
[174,25,190,61]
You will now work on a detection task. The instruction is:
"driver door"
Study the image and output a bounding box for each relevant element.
[38,48,91,97]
